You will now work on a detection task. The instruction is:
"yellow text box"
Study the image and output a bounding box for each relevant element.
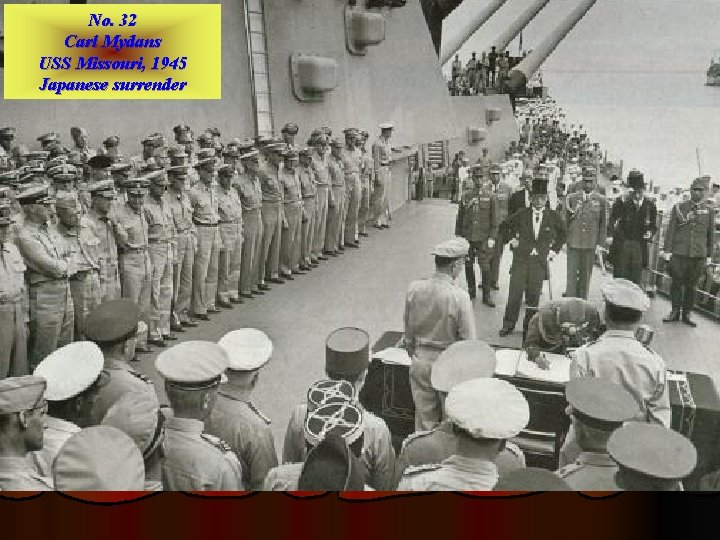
[4,4,221,99]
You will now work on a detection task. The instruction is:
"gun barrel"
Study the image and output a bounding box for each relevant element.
[492,0,550,53]
[440,0,510,64]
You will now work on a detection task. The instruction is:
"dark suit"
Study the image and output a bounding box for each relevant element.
[501,207,566,331]
[608,196,657,286]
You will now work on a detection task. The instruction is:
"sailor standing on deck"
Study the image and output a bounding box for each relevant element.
[404,237,476,430]
[661,177,715,327]
[372,123,394,229]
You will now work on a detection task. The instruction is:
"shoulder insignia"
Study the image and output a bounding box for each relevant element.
[201,432,234,454]
[404,463,442,475]
[557,462,584,478]
[246,401,272,425]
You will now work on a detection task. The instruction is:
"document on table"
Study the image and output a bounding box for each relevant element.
[495,349,571,384]
[373,347,413,366]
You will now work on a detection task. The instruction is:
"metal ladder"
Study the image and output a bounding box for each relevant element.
[244,0,274,136]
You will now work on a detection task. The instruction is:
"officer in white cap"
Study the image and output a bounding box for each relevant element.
[85,300,158,426]
[156,341,244,490]
[556,378,640,490]
[561,278,670,467]
[282,328,395,490]
[395,341,525,487]
[372,123,394,228]
[103,391,166,491]
[265,402,365,490]
[397,378,529,491]
[0,375,53,490]
[403,237,476,431]
[53,425,145,491]
[205,329,278,491]
[607,423,697,491]
[31,341,107,478]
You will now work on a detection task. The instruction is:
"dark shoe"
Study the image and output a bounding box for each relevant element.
[280,273,294,281]
[299,264,311,271]
[561,292,568,297]
[663,310,680,323]
[135,346,153,354]
[217,300,233,309]
[483,297,496,308]
[646,289,656,299]
[258,283,271,291]
[268,277,285,284]
[359,232,369,237]
[344,243,359,249]
[338,245,345,252]
[208,307,222,313]
[324,251,337,257]
[682,313,697,327]
[195,313,210,321]
[163,334,178,341]
[318,254,329,260]
[382,224,390,229]
[374,224,383,229]
[253,289,266,295]
[498,327,514,337]
[492,283,499,291]
[171,322,185,332]
[230,297,244,304]
[293,269,307,275]
[182,320,199,328]
[148,339,166,348]
[240,293,254,299]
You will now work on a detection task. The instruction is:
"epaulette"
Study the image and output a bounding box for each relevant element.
[201,433,233,454]
[400,429,434,452]
[556,462,584,479]
[403,463,442,475]
[246,401,272,425]
[129,369,153,385]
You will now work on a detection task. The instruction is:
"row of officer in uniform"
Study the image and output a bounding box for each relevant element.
[0,121,397,380]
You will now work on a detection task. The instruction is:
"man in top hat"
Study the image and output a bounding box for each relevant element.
[55,194,102,339]
[164,166,196,330]
[143,170,176,346]
[156,341,244,490]
[85,180,121,303]
[488,163,513,290]
[85,299,158,425]
[216,164,244,307]
[661,177,715,326]
[607,170,657,288]
[283,327,396,491]
[556,378,640,490]
[279,150,305,279]
[236,149,265,298]
[258,143,286,288]
[188,149,221,320]
[456,165,498,305]
[31,341,106,477]
[114,178,152,352]
[0,375,53,490]
[564,167,608,299]
[372,123,394,229]
[341,128,362,249]
[205,329,278,490]
[404,237,476,430]
[508,171,538,217]
[0,200,28,379]
[16,185,75,369]
[498,175,566,337]
[102,390,166,491]
[607,423,696,491]
[395,341,526,487]
[309,134,331,263]
[398,378,529,491]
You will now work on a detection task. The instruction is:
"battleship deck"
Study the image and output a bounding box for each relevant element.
[134,199,720,451]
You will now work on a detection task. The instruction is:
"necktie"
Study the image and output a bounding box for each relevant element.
[534,212,541,224]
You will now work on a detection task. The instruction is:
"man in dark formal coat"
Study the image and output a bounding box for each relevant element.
[498,177,566,337]
[607,170,657,288]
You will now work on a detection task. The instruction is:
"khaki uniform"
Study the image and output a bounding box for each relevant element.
[565,191,608,299]
[394,420,525,488]
[206,390,278,491]
[58,220,102,339]
[165,187,195,325]
[162,416,244,491]
[0,456,53,491]
[17,221,74,369]
[144,195,175,339]
[279,168,303,275]
[282,402,396,491]
[397,456,498,491]
[311,151,330,259]
[403,273,476,430]
[237,173,263,294]
[31,415,80,478]
[259,166,283,281]
[341,147,362,244]
[263,462,303,491]
[0,241,28,378]
[325,157,345,252]
[359,152,374,235]
[372,137,392,226]
[188,182,220,315]
[217,184,243,302]
[115,204,151,345]
[298,165,317,267]
[85,209,121,302]
[90,357,157,425]
[557,451,620,491]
